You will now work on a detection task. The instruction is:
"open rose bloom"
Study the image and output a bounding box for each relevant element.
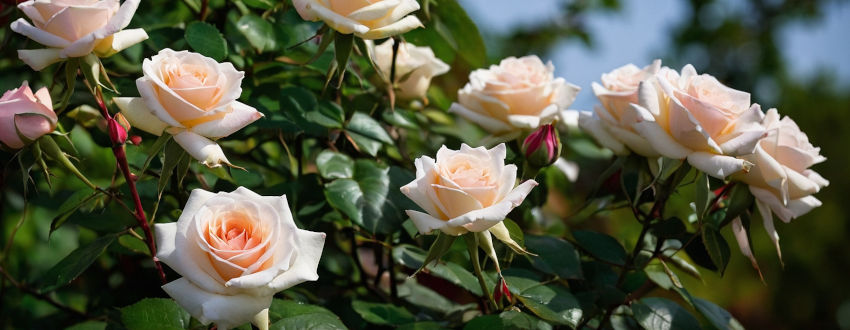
[156,187,326,329]
[368,39,450,101]
[114,49,263,168]
[629,64,767,179]
[580,60,662,156]
[450,56,580,139]
[10,0,148,71]
[0,81,57,150]
[293,0,422,39]
[731,109,828,262]
[400,143,537,236]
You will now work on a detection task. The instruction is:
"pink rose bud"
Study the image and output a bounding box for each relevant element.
[107,117,128,145]
[521,124,561,168]
[494,276,512,304]
[0,81,57,150]
[129,135,142,146]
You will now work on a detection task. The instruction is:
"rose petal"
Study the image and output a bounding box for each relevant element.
[686,152,749,179]
[267,229,326,291]
[17,49,64,71]
[10,18,71,48]
[162,277,273,330]
[113,97,168,136]
[172,131,232,168]
[189,101,264,138]
[446,179,537,232]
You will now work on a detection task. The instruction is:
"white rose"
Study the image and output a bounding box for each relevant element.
[450,56,580,137]
[368,39,450,101]
[630,64,767,178]
[400,143,538,236]
[10,0,148,71]
[731,109,828,260]
[155,187,326,330]
[579,60,661,156]
[293,0,423,39]
[114,49,263,168]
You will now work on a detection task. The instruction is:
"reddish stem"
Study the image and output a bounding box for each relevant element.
[95,90,167,284]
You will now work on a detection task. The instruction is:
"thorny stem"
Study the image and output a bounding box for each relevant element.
[0,265,91,319]
[93,89,166,285]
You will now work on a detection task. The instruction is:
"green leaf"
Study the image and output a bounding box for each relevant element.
[333,33,354,87]
[632,297,701,330]
[524,234,583,279]
[185,21,228,61]
[324,160,410,234]
[415,233,457,274]
[498,311,553,330]
[65,321,106,330]
[119,234,150,256]
[427,260,481,295]
[315,150,354,179]
[50,189,102,234]
[38,234,117,291]
[695,172,712,221]
[345,131,382,156]
[430,0,487,67]
[158,140,187,197]
[692,297,745,330]
[268,299,346,330]
[398,322,447,330]
[121,298,190,330]
[721,183,754,227]
[351,300,416,325]
[237,14,277,52]
[347,112,393,144]
[573,230,627,266]
[701,223,731,275]
[505,277,583,327]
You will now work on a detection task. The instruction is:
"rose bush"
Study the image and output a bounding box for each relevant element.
[10,0,148,70]
[114,49,263,168]
[156,187,326,329]
[292,0,422,39]
[0,81,56,149]
[450,55,580,138]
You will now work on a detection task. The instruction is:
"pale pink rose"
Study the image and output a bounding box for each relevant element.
[293,0,422,39]
[450,56,580,137]
[630,64,767,178]
[0,81,57,149]
[368,39,450,100]
[731,109,828,263]
[579,60,661,156]
[113,49,263,168]
[400,143,538,236]
[156,187,326,330]
[10,0,148,71]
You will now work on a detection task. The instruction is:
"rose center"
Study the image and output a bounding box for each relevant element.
[205,211,271,281]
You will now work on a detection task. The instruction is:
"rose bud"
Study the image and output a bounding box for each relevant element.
[129,135,142,146]
[522,124,561,169]
[0,81,57,150]
[494,276,512,304]
[107,117,128,145]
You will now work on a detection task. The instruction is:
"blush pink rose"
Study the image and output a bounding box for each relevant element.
[0,81,57,149]
[10,0,148,70]
[156,187,326,329]
[293,0,422,39]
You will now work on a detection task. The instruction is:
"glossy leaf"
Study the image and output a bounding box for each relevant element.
[38,234,117,291]
[352,300,416,325]
[120,298,190,330]
[524,234,583,279]
[573,230,627,266]
[185,21,227,61]
[632,297,701,330]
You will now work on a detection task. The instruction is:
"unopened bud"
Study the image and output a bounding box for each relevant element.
[107,117,128,145]
[129,135,142,146]
[521,124,561,168]
[493,276,512,304]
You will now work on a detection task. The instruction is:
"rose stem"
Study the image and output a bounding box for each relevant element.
[94,89,167,285]
[464,234,497,312]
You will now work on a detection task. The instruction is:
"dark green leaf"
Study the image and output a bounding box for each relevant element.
[347,112,393,144]
[525,234,583,279]
[498,310,553,330]
[351,300,416,325]
[65,321,106,330]
[268,299,346,330]
[121,298,190,330]
[315,150,354,179]
[324,160,407,234]
[345,131,383,156]
[398,322,447,330]
[721,183,754,227]
[632,297,701,330]
[38,234,117,291]
[702,224,731,275]
[505,276,583,327]
[695,172,712,221]
[573,230,627,266]
[185,21,228,61]
[415,233,457,273]
[50,190,102,234]
[237,14,277,52]
[692,297,745,330]
[431,0,487,67]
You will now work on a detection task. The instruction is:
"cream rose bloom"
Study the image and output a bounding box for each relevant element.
[10,0,149,71]
[630,64,767,179]
[156,187,326,330]
[368,39,450,101]
[114,49,263,168]
[293,0,422,39]
[579,60,662,156]
[0,81,57,150]
[731,109,828,260]
[450,56,580,137]
[400,143,538,236]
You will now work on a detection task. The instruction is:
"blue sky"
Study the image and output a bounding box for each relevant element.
[459,0,850,110]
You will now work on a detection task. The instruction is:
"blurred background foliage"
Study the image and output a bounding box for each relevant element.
[0,0,847,329]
